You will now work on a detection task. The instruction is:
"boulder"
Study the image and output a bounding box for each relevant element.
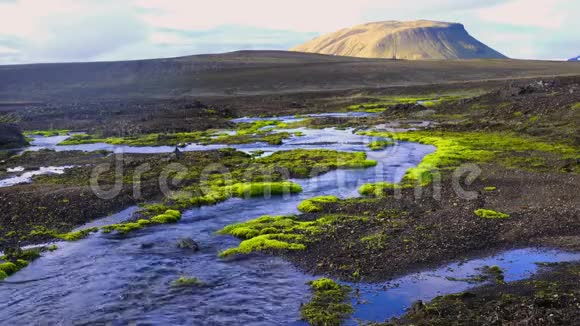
[177,238,199,251]
[0,124,27,149]
[383,103,427,115]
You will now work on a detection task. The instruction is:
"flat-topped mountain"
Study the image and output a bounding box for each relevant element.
[291,20,507,60]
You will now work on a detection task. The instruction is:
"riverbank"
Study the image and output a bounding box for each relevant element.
[0,75,577,325]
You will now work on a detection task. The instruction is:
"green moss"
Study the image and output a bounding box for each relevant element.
[101,210,181,234]
[59,130,214,146]
[358,182,408,196]
[102,222,145,234]
[359,130,579,185]
[297,196,339,213]
[301,278,353,326]
[150,210,182,224]
[360,232,389,250]
[54,227,99,241]
[0,262,18,275]
[368,140,395,151]
[217,214,352,257]
[484,186,497,191]
[255,149,376,178]
[225,181,303,198]
[15,259,28,268]
[58,119,300,147]
[24,129,70,137]
[474,209,510,219]
[483,265,505,284]
[47,244,58,251]
[6,248,41,261]
[140,203,173,216]
[0,270,7,281]
[219,234,306,257]
[172,275,203,287]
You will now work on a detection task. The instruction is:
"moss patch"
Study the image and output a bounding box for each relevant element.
[297,196,339,213]
[358,182,405,196]
[172,275,203,287]
[368,140,395,151]
[359,130,579,185]
[217,214,360,257]
[0,248,42,280]
[255,149,377,178]
[53,227,100,241]
[474,209,510,219]
[301,278,353,326]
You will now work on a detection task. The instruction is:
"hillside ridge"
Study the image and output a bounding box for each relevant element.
[291,20,507,60]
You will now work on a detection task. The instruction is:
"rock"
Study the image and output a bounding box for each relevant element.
[0,124,27,149]
[177,238,199,251]
[409,300,425,314]
[140,242,154,249]
[169,147,183,160]
[383,103,427,115]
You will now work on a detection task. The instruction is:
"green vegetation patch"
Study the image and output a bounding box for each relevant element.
[172,275,203,287]
[38,227,100,241]
[368,140,395,151]
[102,210,181,234]
[358,182,409,197]
[24,129,70,137]
[346,94,475,113]
[225,182,303,198]
[297,196,339,213]
[359,130,579,185]
[301,278,353,326]
[482,265,505,284]
[0,248,42,281]
[474,209,510,219]
[217,214,360,257]
[255,149,377,178]
[360,232,390,250]
[58,119,303,147]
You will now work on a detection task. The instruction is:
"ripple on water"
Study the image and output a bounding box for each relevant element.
[3,116,576,325]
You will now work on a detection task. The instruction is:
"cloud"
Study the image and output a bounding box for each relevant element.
[477,0,569,29]
[97,25,317,62]
[0,0,148,63]
[0,0,578,63]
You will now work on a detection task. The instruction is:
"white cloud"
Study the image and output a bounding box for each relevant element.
[0,0,578,63]
[477,0,569,29]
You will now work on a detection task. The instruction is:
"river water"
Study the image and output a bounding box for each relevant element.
[1,114,578,325]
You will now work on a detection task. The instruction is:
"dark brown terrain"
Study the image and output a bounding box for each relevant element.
[0,50,578,325]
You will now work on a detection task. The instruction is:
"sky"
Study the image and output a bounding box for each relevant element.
[0,0,578,64]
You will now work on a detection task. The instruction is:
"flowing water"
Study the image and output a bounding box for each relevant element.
[1,114,578,325]
[0,165,76,188]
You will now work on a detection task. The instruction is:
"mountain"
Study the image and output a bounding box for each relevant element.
[291,20,507,60]
[569,55,580,61]
[2,50,580,102]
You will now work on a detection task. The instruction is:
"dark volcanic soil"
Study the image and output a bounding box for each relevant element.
[284,165,580,281]
[385,262,580,325]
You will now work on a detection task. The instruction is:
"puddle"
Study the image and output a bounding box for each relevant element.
[348,248,580,324]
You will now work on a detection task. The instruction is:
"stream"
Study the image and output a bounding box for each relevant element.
[1,114,578,325]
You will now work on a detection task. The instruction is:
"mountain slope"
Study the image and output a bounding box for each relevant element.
[3,50,580,102]
[292,20,507,60]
